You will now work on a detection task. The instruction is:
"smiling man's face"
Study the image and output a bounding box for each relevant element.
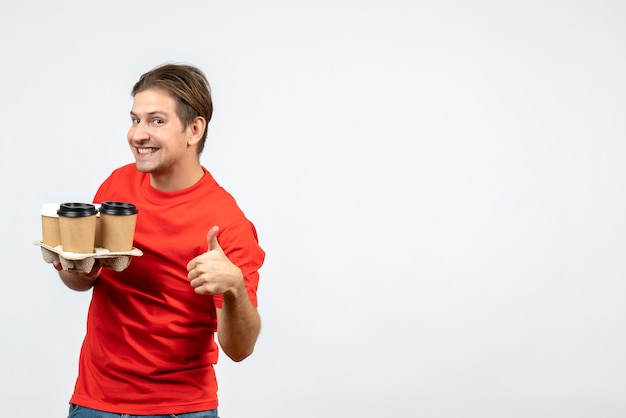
[127,88,192,176]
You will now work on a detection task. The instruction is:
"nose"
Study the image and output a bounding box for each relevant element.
[128,121,149,143]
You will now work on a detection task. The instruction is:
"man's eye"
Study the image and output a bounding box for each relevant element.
[153,118,164,125]
[131,118,140,124]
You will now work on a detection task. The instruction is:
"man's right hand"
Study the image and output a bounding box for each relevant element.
[54,260,101,291]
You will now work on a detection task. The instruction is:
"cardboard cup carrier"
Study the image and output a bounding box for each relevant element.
[99,201,138,252]
[36,201,142,273]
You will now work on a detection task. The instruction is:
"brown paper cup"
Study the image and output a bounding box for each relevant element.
[100,213,137,252]
[57,203,98,254]
[41,203,61,247]
[99,202,138,252]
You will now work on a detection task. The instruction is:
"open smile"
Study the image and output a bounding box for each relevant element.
[137,147,159,155]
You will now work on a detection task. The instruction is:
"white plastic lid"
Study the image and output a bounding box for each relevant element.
[40,202,60,217]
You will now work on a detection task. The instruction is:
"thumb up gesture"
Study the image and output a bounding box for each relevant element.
[187,226,244,296]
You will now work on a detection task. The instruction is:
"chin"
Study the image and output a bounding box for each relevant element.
[134,161,155,173]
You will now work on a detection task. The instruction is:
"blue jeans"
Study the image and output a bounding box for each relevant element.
[68,404,219,418]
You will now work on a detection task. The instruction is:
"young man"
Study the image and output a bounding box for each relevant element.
[54,63,265,417]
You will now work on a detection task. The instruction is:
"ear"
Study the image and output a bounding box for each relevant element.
[187,116,207,147]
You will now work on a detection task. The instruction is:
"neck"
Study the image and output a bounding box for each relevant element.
[150,163,204,192]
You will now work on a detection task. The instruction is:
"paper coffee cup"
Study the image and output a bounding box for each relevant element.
[99,201,138,252]
[41,203,61,247]
[57,203,98,254]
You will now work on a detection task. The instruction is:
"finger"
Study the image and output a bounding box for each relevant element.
[52,260,63,271]
[193,285,214,295]
[186,258,197,272]
[206,225,221,251]
[189,276,202,288]
[187,264,203,281]
[91,259,102,272]
[191,280,217,295]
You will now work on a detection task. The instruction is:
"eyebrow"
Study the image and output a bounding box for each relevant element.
[130,110,168,118]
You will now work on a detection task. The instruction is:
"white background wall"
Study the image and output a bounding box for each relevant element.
[1,1,625,417]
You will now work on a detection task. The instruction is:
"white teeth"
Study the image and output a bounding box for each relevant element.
[138,148,158,154]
